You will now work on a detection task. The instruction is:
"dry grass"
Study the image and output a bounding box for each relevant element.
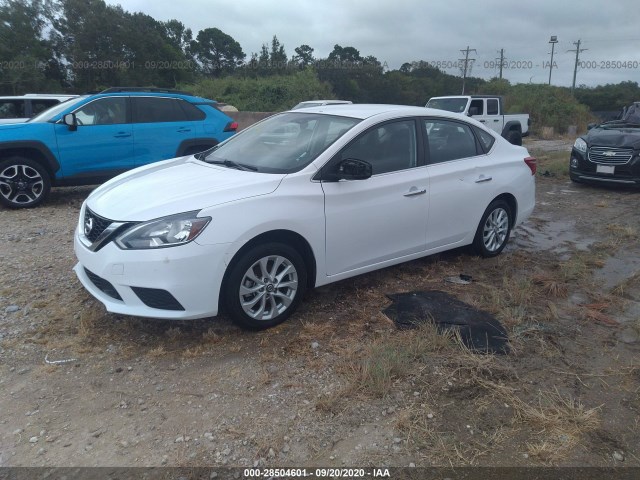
[533,151,570,179]
[511,388,601,463]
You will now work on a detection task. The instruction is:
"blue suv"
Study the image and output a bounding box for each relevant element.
[0,88,238,208]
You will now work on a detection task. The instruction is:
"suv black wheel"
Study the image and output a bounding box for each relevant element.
[0,157,51,208]
[472,200,512,257]
[224,243,307,330]
[506,130,522,146]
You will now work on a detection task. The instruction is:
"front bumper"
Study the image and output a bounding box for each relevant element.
[569,147,640,186]
[74,227,231,320]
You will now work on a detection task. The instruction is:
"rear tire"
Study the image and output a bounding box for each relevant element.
[224,243,307,330]
[0,157,51,208]
[506,130,522,146]
[472,200,512,257]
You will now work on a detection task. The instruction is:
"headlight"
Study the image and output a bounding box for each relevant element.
[573,138,587,153]
[116,211,210,250]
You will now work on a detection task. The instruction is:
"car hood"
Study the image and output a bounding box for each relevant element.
[87,157,286,220]
[586,127,640,149]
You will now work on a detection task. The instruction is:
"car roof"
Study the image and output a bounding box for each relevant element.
[286,104,459,120]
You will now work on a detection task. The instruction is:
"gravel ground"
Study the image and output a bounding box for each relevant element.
[0,162,639,470]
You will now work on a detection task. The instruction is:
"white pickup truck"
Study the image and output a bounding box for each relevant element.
[426,95,530,145]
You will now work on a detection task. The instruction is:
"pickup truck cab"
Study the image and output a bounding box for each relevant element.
[426,95,529,145]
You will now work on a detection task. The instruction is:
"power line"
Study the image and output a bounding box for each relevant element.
[495,49,505,79]
[459,46,477,94]
[567,39,588,93]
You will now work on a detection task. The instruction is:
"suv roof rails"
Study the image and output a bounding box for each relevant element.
[100,87,192,95]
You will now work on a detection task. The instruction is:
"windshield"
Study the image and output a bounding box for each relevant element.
[201,112,361,173]
[426,98,468,113]
[29,95,89,123]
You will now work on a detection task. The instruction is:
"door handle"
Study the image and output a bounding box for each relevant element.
[493,119,500,122]
[403,188,427,197]
[479,120,486,123]
[113,132,131,138]
[475,176,493,183]
[177,128,191,133]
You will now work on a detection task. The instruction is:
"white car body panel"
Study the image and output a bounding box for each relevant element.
[74,104,536,320]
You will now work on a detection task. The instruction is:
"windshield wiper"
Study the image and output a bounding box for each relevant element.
[193,145,219,160]
[207,158,258,171]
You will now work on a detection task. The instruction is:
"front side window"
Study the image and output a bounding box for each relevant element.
[469,99,484,115]
[338,120,418,175]
[75,97,128,126]
[424,119,479,163]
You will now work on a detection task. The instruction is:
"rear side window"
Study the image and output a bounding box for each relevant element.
[133,97,187,123]
[424,119,479,163]
[487,99,499,115]
[473,126,496,153]
[178,100,206,121]
[0,100,25,118]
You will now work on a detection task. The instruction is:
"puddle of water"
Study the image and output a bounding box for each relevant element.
[511,219,595,254]
[593,254,640,293]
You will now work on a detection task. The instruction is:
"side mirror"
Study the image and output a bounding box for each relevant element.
[468,107,479,116]
[322,158,373,182]
[587,123,596,131]
[336,158,372,180]
[63,113,78,131]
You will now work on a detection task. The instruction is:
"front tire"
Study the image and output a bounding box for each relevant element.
[472,200,512,257]
[0,157,51,208]
[224,243,307,330]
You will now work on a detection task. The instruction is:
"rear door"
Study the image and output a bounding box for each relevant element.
[131,97,197,166]
[423,118,498,249]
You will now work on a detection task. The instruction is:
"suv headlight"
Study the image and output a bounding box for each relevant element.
[573,138,587,153]
[116,211,210,249]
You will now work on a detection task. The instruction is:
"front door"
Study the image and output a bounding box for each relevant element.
[322,119,429,276]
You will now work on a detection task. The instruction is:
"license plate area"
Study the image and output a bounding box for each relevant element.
[596,164,615,174]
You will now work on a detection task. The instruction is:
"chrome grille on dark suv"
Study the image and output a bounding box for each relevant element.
[588,146,634,165]
[83,208,113,243]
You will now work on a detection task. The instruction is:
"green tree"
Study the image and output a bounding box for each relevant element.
[193,27,245,77]
[0,0,58,93]
[293,44,314,69]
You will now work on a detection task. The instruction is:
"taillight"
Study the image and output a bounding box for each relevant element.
[524,156,537,175]
[224,121,238,132]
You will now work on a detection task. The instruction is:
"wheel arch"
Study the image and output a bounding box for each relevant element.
[0,141,59,179]
[490,193,518,227]
[220,229,318,305]
[501,121,522,136]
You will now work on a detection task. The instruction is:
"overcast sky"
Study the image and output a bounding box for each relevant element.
[105,0,640,88]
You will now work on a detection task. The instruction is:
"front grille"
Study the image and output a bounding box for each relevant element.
[588,146,634,165]
[84,208,113,242]
[84,268,123,301]
[131,287,185,311]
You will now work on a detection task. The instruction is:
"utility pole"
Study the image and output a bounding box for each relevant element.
[568,40,588,93]
[495,49,505,79]
[548,35,558,85]
[459,46,477,94]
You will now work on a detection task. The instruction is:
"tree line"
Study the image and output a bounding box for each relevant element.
[1,0,638,124]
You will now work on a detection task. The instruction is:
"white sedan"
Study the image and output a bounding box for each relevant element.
[74,105,536,329]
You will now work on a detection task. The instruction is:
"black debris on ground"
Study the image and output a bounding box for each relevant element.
[383,290,510,354]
